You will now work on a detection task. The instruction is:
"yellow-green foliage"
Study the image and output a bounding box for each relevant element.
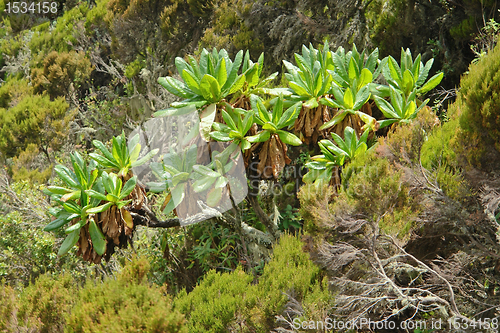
[0,210,60,285]
[174,267,254,332]
[340,151,418,237]
[453,38,500,161]
[29,4,89,66]
[0,259,187,332]
[421,116,469,200]
[251,234,329,331]
[66,258,187,333]
[85,0,111,33]
[0,78,73,158]
[124,57,144,79]
[450,16,476,39]
[199,0,263,55]
[0,76,32,108]
[17,273,76,333]
[174,234,330,333]
[32,50,93,98]
[11,144,53,183]
[421,117,459,170]
[0,32,22,68]
[382,106,440,164]
[0,284,17,331]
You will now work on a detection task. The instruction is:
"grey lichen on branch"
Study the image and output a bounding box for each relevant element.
[130,200,275,247]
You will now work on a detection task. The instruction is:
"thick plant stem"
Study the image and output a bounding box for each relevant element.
[247,185,280,240]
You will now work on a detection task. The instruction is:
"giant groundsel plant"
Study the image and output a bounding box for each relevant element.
[43,43,443,263]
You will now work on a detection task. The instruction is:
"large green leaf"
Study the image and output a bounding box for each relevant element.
[192,164,220,178]
[352,86,371,111]
[418,72,443,95]
[222,50,243,91]
[182,69,202,95]
[216,57,227,87]
[92,140,116,163]
[277,130,302,146]
[200,74,221,102]
[388,56,402,85]
[374,96,398,119]
[209,131,232,142]
[289,81,310,97]
[153,104,198,118]
[247,131,271,143]
[319,110,348,130]
[221,110,236,130]
[87,202,114,214]
[54,166,79,188]
[228,74,246,95]
[193,175,217,192]
[89,218,107,255]
[277,102,301,129]
[343,88,354,109]
[46,186,72,195]
[44,212,79,231]
[86,189,108,202]
[158,76,191,98]
[358,68,373,89]
[58,229,80,256]
[120,176,137,199]
[131,148,159,167]
[206,187,223,207]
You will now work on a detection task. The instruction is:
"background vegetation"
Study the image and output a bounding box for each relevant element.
[1,0,500,331]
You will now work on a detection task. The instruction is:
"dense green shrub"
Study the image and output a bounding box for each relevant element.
[32,50,93,98]
[85,0,112,34]
[174,267,254,332]
[0,211,58,284]
[0,284,17,332]
[0,78,73,158]
[420,116,469,200]
[174,234,330,332]
[324,150,419,237]
[251,233,329,331]
[29,4,89,66]
[17,273,77,333]
[449,39,500,167]
[0,181,93,286]
[65,258,187,333]
[11,143,53,183]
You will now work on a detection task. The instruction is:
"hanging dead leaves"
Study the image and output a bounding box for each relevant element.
[248,133,290,179]
[76,221,102,264]
[294,103,333,145]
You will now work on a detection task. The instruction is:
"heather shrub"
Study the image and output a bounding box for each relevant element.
[250,233,329,332]
[0,211,58,285]
[11,143,53,183]
[17,273,77,333]
[32,51,93,99]
[174,267,254,332]
[451,38,500,167]
[65,257,187,333]
[0,78,73,158]
[174,234,330,332]
[338,151,419,237]
[29,4,89,66]
[420,116,469,200]
[0,284,17,332]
